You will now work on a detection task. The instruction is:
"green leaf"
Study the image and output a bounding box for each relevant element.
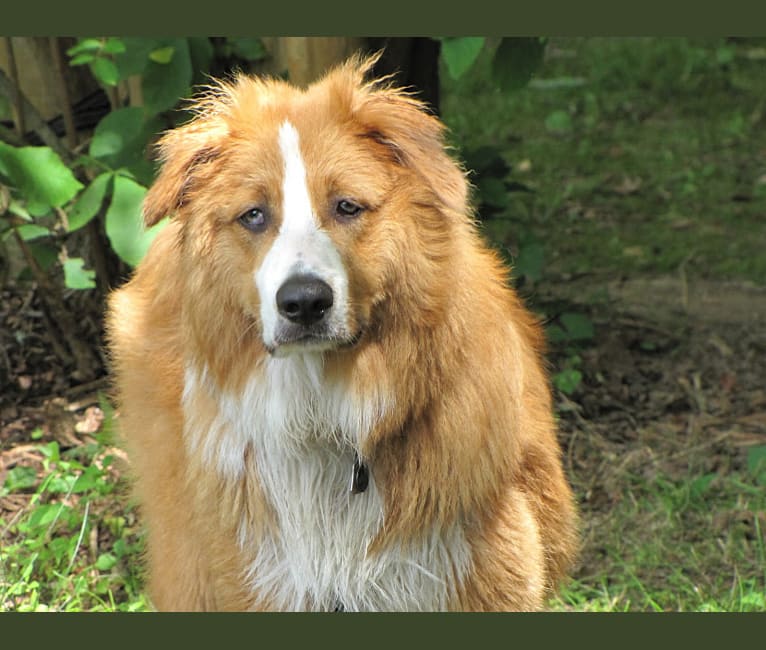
[545,110,573,134]
[102,38,126,55]
[227,37,267,61]
[67,38,102,57]
[63,257,96,290]
[477,176,509,209]
[70,53,96,66]
[0,143,83,213]
[105,175,165,266]
[492,37,546,92]
[515,241,545,282]
[546,324,567,344]
[188,37,215,82]
[716,46,735,65]
[149,46,175,64]
[95,553,117,571]
[142,38,192,115]
[8,199,32,221]
[91,111,142,158]
[40,440,60,461]
[689,473,716,498]
[554,368,582,395]
[89,107,146,166]
[27,503,69,530]
[49,536,72,565]
[25,241,57,272]
[47,473,77,494]
[72,465,103,493]
[560,312,595,341]
[4,466,38,492]
[441,37,485,80]
[68,172,113,231]
[113,538,128,558]
[16,224,50,241]
[91,57,119,86]
[113,37,163,79]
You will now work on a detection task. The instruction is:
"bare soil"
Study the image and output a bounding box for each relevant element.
[538,275,766,580]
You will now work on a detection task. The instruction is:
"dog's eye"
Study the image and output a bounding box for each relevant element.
[237,207,267,232]
[335,199,363,220]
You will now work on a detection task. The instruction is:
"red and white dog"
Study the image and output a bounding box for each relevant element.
[107,55,578,611]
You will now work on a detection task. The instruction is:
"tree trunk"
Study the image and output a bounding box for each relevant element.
[261,37,365,87]
[260,37,441,113]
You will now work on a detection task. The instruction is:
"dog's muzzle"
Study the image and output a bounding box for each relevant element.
[269,274,349,354]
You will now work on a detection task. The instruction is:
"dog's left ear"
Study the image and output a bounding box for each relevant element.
[143,121,224,227]
[355,86,469,217]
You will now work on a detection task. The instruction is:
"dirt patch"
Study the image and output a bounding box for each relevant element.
[539,275,766,582]
[564,276,766,326]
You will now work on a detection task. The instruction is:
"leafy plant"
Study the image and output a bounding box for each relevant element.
[1,36,544,294]
[548,312,596,343]
[440,38,486,80]
[67,38,126,87]
[436,38,550,298]
[546,312,596,395]
[438,38,546,208]
[0,36,271,297]
[1,418,147,611]
[438,37,546,89]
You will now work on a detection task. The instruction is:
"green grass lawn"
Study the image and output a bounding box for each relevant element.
[551,467,766,612]
[442,37,766,285]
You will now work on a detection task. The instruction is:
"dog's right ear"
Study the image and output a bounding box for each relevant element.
[143,121,225,227]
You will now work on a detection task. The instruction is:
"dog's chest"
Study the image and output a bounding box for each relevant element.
[183,356,471,611]
[250,444,469,611]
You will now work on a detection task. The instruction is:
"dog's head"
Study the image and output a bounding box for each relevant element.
[144,54,469,357]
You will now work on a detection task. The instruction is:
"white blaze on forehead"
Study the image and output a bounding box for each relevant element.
[256,121,350,350]
[279,121,315,233]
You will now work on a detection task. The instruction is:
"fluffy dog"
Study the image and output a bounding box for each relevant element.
[107,54,578,611]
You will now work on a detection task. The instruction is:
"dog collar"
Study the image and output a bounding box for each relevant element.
[349,452,369,494]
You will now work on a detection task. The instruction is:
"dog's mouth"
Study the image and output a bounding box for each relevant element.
[267,327,364,357]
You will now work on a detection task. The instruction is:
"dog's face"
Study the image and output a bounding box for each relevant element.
[143,57,469,357]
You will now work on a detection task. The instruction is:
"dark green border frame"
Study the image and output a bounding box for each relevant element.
[3,0,766,637]
[3,612,766,643]
[3,0,766,36]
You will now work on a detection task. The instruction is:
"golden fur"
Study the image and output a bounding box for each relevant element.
[107,55,578,611]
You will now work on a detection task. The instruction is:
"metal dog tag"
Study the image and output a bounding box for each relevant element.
[349,452,369,494]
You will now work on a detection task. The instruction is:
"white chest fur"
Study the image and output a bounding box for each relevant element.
[182,355,471,611]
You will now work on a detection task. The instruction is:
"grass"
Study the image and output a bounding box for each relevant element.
[549,463,766,611]
[441,37,766,285]
[6,424,763,612]
[0,400,147,611]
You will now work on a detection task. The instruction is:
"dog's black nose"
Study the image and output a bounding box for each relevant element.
[276,275,334,326]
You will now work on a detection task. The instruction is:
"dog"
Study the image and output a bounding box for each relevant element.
[107,54,578,611]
